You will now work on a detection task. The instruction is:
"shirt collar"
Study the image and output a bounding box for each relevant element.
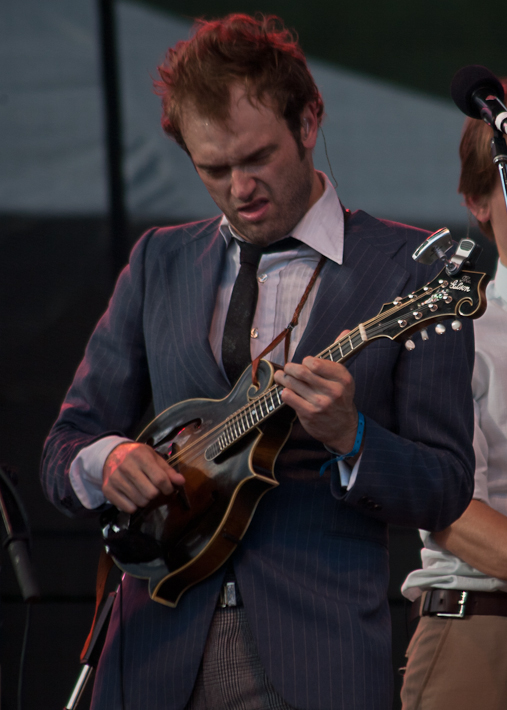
[219,172,344,265]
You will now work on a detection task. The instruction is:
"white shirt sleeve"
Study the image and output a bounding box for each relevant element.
[472,399,491,505]
[69,435,132,509]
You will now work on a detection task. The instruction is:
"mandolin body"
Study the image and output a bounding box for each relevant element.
[102,359,295,607]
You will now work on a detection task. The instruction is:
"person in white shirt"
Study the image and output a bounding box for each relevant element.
[401,92,507,710]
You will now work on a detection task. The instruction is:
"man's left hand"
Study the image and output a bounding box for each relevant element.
[273,355,360,455]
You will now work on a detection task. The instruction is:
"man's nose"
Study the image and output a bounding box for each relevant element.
[230,169,256,201]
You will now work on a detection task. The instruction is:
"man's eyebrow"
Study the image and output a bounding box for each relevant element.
[196,144,277,172]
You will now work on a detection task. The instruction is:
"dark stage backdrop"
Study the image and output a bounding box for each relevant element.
[144,0,507,101]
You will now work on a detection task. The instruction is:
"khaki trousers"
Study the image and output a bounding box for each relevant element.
[401,614,507,710]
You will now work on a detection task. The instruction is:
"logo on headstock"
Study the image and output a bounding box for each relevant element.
[449,279,471,293]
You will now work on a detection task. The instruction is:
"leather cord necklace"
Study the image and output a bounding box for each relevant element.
[250,252,326,386]
[221,236,326,388]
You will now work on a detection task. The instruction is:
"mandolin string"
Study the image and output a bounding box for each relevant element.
[165,276,471,471]
[162,323,369,468]
[162,288,443,468]
[162,292,440,468]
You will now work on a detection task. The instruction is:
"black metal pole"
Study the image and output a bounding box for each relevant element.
[97,0,129,285]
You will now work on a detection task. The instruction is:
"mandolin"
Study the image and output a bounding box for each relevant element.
[102,236,488,607]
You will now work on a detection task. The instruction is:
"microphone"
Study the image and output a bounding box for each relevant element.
[451,65,507,134]
[0,466,40,602]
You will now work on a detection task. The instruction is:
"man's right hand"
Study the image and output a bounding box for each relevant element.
[102,442,186,513]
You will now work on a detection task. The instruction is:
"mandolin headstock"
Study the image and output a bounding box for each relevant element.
[374,268,489,348]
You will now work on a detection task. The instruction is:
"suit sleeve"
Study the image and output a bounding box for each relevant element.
[40,230,156,517]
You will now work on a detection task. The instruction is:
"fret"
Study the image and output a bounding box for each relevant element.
[207,321,377,462]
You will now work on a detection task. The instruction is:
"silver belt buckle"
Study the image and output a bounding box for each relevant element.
[436,590,468,618]
[218,581,237,608]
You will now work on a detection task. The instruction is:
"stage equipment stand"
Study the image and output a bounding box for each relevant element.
[63,588,116,710]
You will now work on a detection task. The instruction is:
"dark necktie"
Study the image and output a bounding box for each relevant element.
[221,237,302,386]
[221,240,263,386]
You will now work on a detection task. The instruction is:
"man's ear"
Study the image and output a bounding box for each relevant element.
[300,102,319,150]
[465,193,492,224]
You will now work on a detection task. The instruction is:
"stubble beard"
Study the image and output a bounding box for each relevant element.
[225,160,316,247]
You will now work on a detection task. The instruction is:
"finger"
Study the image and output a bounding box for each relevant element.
[105,490,139,515]
[104,443,185,502]
[132,449,185,496]
[277,375,343,412]
[335,329,351,341]
[277,385,327,416]
[275,360,349,401]
[301,357,352,384]
[104,476,154,511]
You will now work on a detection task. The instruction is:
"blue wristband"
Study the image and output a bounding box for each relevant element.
[319,412,365,476]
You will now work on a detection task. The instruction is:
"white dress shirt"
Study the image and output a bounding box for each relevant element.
[70,173,359,509]
[402,259,507,599]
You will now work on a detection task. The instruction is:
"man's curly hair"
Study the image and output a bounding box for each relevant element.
[154,14,324,156]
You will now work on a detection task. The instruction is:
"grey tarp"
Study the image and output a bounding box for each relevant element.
[1,0,468,225]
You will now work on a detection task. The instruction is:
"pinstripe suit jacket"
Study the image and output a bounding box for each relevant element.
[41,209,475,710]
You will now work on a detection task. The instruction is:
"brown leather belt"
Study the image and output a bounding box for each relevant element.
[411,588,507,621]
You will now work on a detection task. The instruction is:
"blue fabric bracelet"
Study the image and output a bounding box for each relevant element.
[319,412,365,476]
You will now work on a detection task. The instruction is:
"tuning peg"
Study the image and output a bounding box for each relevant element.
[405,339,416,351]
[451,319,462,331]
[435,323,446,335]
[420,329,429,341]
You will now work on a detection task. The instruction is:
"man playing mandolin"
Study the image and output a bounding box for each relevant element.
[41,14,476,710]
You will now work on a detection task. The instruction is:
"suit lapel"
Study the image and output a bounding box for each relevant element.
[160,210,414,398]
[294,211,412,361]
[160,219,231,400]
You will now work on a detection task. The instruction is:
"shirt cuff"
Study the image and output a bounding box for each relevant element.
[323,441,362,489]
[69,435,132,509]
[337,454,362,489]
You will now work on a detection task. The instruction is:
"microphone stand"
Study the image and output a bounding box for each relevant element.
[491,128,507,212]
[0,465,40,710]
[0,466,40,602]
[63,588,117,710]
